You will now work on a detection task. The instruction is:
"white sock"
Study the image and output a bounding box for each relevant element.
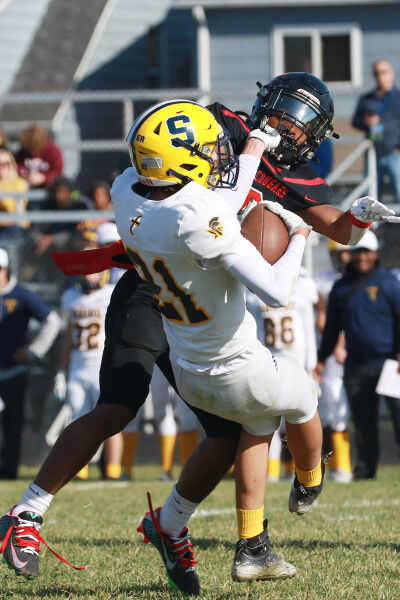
[12,483,54,517]
[159,485,198,537]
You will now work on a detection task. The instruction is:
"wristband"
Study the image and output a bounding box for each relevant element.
[347,210,372,228]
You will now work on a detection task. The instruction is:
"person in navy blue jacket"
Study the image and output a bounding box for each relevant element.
[0,248,60,479]
[316,230,400,479]
[352,59,400,203]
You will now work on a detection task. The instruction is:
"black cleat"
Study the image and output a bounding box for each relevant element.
[0,507,43,579]
[289,461,325,515]
[0,505,89,579]
[232,519,296,582]
[137,493,200,596]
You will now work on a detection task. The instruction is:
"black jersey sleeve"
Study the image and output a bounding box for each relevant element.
[208,102,332,211]
[207,102,249,154]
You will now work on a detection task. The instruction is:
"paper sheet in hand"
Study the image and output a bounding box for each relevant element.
[376,359,400,399]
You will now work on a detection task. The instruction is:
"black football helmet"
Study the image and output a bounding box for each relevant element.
[248,72,339,167]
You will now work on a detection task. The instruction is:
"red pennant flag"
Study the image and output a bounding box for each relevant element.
[51,240,134,275]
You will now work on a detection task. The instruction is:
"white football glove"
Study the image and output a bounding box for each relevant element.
[350,196,400,223]
[248,124,281,153]
[54,370,67,403]
[262,200,312,236]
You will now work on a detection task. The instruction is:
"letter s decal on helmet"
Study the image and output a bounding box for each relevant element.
[126,100,238,189]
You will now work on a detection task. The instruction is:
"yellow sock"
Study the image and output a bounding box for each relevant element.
[76,464,89,480]
[179,431,199,466]
[237,506,264,539]
[285,458,295,475]
[159,434,176,474]
[296,461,322,487]
[105,463,121,479]
[331,431,352,473]
[122,432,139,478]
[267,458,281,479]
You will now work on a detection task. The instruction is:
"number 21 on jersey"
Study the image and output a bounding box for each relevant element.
[127,246,211,325]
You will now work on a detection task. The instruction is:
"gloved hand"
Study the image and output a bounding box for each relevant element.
[54,370,67,403]
[350,196,400,223]
[262,200,312,236]
[247,124,281,153]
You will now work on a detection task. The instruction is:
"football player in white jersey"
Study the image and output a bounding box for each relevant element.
[315,240,353,482]
[246,267,319,481]
[113,100,323,589]
[54,271,120,479]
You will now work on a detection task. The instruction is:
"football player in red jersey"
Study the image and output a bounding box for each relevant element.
[209,72,400,243]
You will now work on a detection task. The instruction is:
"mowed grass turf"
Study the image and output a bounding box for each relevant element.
[0,464,399,600]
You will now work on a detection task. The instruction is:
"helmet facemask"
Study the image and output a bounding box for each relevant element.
[249,76,337,167]
[165,129,238,189]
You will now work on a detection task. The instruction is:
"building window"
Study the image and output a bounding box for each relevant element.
[273,26,361,86]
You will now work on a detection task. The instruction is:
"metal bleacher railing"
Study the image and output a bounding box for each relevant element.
[0,87,392,285]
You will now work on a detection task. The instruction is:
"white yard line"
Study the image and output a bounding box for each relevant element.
[74,481,129,491]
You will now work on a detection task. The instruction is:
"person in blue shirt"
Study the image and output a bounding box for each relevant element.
[316,230,400,479]
[352,59,400,203]
[0,248,61,479]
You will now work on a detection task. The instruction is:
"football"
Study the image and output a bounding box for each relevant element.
[241,203,289,264]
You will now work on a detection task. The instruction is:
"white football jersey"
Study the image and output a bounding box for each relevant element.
[246,268,318,370]
[61,284,114,369]
[315,267,340,299]
[112,168,257,364]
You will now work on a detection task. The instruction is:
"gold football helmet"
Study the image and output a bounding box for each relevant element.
[126,100,237,189]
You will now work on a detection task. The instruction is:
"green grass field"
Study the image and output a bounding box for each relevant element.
[0,464,399,600]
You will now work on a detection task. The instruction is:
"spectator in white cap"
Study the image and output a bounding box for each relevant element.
[0,248,61,479]
[317,229,400,480]
[96,222,124,284]
[96,222,119,247]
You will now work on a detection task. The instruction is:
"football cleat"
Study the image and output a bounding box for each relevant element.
[329,468,353,483]
[0,506,89,579]
[137,492,200,596]
[159,471,173,482]
[231,519,296,582]
[289,461,325,515]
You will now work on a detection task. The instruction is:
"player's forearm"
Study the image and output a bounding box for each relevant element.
[297,204,369,245]
[215,154,260,211]
[220,234,306,307]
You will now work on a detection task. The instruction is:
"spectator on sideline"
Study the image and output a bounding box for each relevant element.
[315,240,353,483]
[317,230,400,480]
[15,124,63,188]
[77,181,113,239]
[34,176,88,255]
[352,59,400,203]
[0,149,29,236]
[0,248,61,479]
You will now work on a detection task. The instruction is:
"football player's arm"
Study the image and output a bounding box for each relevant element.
[216,130,281,212]
[207,102,248,153]
[296,197,400,246]
[219,233,307,308]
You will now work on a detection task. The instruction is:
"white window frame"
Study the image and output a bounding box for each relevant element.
[272,24,362,88]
